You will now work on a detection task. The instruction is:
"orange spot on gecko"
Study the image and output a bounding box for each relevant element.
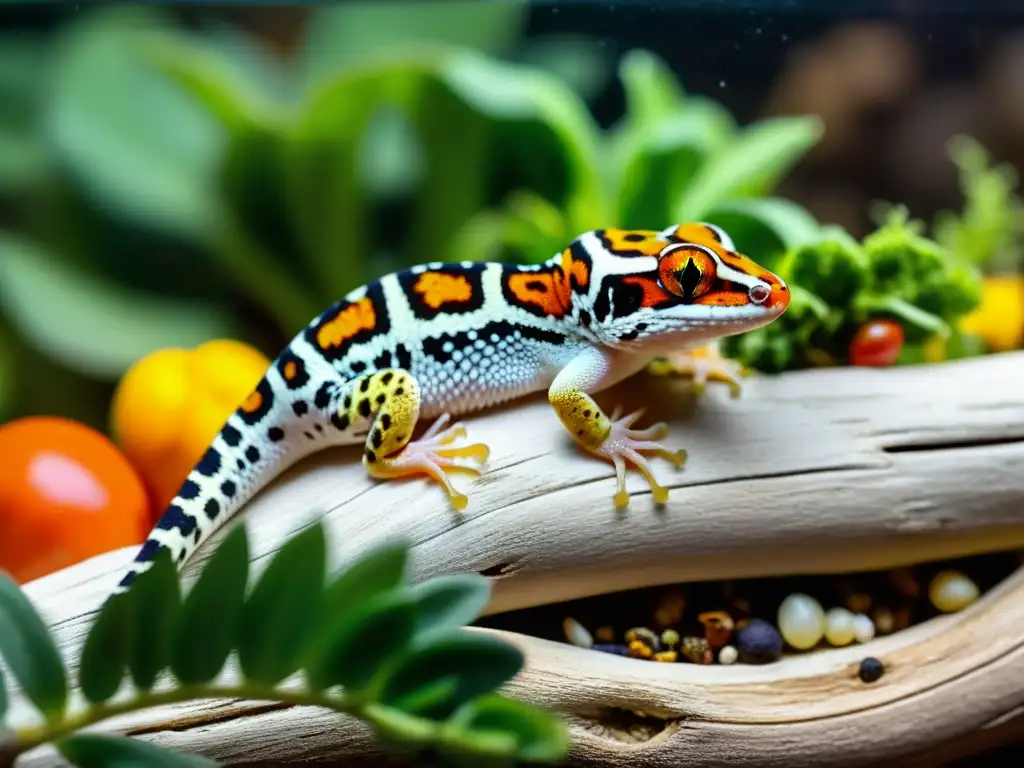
[672,223,724,250]
[622,275,674,308]
[316,297,377,350]
[282,361,298,381]
[414,272,473,309]
[506,272,567,317]
[241,389,263,414]
[560,248,590,295]
[694,290,750,306]
[602,228,665,257]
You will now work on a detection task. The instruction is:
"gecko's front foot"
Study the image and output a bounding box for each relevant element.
[592,407,687,509]
[365,413,490,511]
[648,345,746,398]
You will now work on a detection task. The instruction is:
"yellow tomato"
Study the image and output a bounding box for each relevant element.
[958,275,1024,352]
[111,339,270,518]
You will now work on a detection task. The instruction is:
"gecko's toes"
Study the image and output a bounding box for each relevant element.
[597,408,686,509]
[648,350,747,399]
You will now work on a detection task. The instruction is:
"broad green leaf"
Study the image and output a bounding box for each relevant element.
[0,33,52,192]
[145,35,279,133]
[0,660,7,723]
[379,630,523,720]
[58,734,217,767]
[200,21,296,106]
[298,1,528,88]
[618,49,686,130]
[517,34,615,101]
[705,197,822,268]
[674,115,823,222]
[0,571,67,722]
[322,540,409,626]
[78,594,129,704]
[126,550,181,692]
[304,590,418,693]
[0,233,238,380]
[409,574,491,639]
[238,523,327,685]
[45,7,222,241]
[449,694,569,764]
[170,525,249,685]
[363,702,439,748]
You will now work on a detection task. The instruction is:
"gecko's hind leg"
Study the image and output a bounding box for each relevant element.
[342,370,489,510]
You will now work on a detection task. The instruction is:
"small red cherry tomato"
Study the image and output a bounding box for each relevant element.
[849,319,904,367]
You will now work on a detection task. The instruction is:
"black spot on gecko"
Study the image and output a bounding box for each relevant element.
[395,344,413,371]
[237,458,245,470]
[332,413,349,431]
[196,447,221,477]
[371,429,383,449]
[314,424,324,433]
[358,399,371,418]
[292,400,309,417]
[394,387,404,397]
[359,378,370,393]
[579,310,591,328]
[276,350,310,389]
[350,360,367,374]
[365,449,377,463]
[374,350,392,369]
[526,279,547,292]
[314,382,334,410]
[179,480,200,500]
[222,425,242,447]
[155,504,197,537]
[376,393,386,405]
[268,426,284,442]
[624,232,646,242]
[238,377,274,426]
[221,480,237,497]
[134,539,162,565]
[583,410,591,417]
[204,498,220,520]
[245,446,260,463]
[381,372,394,385]
[380,414,391,430]
[304,431,315,440]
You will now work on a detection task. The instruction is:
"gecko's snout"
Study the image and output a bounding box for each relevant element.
[748,279,789,313]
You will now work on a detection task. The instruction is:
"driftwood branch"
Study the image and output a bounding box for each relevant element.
[8,351,1024,766]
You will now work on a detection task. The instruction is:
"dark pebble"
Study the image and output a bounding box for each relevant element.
[858,656,885,683]
[592,643,630,656]
[735,619,783,664]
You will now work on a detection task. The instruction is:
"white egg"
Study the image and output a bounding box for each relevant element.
[563,617,593,648]
[718,645,739,665]
[852,613,876,643]
[929,570,979,613]
[824,607,857,646]
[777,593,825,650]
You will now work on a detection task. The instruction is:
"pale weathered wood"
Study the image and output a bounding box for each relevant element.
[5,351,1024,766]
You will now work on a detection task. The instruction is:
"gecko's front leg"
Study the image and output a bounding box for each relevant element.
[340,369,490,510]
[549,346,686,509]
[647,341,746,398]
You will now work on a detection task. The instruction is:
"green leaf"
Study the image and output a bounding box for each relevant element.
[238,523,327,685]
[517,35,615,101]
[619,49,686,130]
[58,734,217,767]
[448,694,569,764]
[0,571,67,722]
[409,574,491,639]
[0,326,16,420]
[322,541,409,626]
[126,549,181,692]
[78,593,129,704]
[304,590,418,693]
[298,1,528,88]
[705,197,822,267]
[44,7,223,241]
[0,34,52,193]
[379,630,523,720]
[674,115,823,222]
[170,525,249,685]
[0,659,7,723]
[0,232,239,381]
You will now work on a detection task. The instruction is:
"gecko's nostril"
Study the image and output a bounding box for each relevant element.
[749,284,770,304]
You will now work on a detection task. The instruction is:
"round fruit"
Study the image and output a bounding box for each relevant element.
[849,319,904,367]
[0,416,151,584]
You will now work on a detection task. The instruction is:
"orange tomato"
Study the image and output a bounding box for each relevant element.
[111,339,270,517]
[0,416,151,585]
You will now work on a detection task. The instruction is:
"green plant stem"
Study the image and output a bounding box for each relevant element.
[4,683,380,761]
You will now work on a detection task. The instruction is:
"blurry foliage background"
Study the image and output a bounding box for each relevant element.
[0,0,1021,432]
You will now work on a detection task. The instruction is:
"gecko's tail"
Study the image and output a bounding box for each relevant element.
[111,369,320,597]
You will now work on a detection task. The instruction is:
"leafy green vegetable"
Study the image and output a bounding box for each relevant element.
[78,594,129,704]
[170,525,249,685]
[0,571,68,722]
[125,549,180,692]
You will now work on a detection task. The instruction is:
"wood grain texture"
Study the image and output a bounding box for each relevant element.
[6,350,1024,766]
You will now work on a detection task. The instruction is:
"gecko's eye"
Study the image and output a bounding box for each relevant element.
[657,243,716,300]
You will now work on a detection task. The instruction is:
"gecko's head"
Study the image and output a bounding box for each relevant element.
[567,222,790,351]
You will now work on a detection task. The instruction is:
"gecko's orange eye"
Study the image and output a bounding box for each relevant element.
[658,244,717,300]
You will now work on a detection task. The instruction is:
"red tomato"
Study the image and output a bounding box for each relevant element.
[0,416,151,584]
[849,320,904,367]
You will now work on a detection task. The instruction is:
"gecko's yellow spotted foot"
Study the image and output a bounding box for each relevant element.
[594,407,687,509]
[649,346,747,399]
[366,413,490,511]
